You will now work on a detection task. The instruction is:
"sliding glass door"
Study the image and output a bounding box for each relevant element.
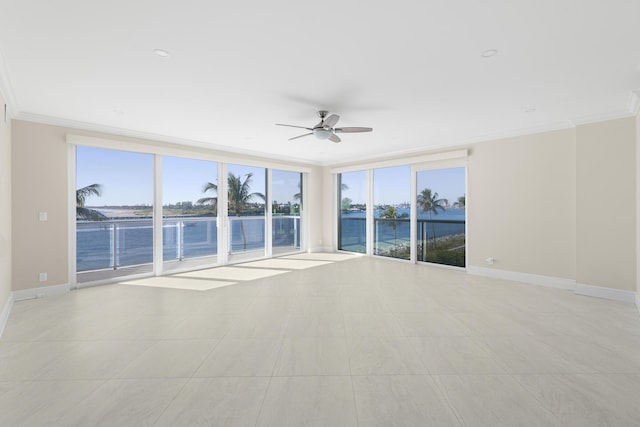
[272,169,302,255]
[336,163,466,268]
[76,146,306,283]
[162,156,218,271]
[338,171,367,253]
[227,164,267,262]
[416,167,466,267]
[373,165,410,260]
[76,146,154,282]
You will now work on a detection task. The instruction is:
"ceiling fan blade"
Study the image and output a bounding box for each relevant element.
[324,114,340,128]
[289,132,313,141]
[329,134,341,143]
[276,123,313,131]
[334,127,373,133]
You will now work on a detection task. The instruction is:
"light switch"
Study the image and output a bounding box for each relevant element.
[39,212,48,221]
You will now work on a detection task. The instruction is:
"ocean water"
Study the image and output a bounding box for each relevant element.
[339,208,466,251]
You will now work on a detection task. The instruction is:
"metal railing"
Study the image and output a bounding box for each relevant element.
[339,216,466,264]
[77,215,301,272]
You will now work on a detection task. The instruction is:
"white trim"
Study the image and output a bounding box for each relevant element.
[61,131,316,170]
[68,144,77,289]
[0,293,14,338]
[468,266,638,305]
[12,283,70,302]
[365,169,374,256]
[265,168,273,258]
[636,293,640,316]
[467,266,576,290]
[301,172,309,252]
[569,111,635,126]
[153,154,163,275]
[218,163,229,266]
[330,149,468,174]
[575,283,637,304]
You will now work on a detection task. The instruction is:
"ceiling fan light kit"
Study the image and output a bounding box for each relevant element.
[276,110,372,143]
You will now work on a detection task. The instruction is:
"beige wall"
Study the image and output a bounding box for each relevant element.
[12,121,69,291]
[305,164,324,252]
[11,120,323,292]
[466,129,577,279]
[576,118,636,291]
[0,92,11,310]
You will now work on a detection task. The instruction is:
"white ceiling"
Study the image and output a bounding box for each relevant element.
[1,1,639,165]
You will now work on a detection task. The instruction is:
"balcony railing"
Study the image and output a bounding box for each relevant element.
[77,215,301,272]
[339,217,465,266]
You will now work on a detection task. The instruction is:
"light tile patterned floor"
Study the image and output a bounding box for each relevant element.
[1,253,640,426]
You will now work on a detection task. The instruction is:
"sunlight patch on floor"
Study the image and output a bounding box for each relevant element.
[121,276,237,291]
[175,266,287,281]
[120,253,355,291]
[281,252,361,262]
[241,258,333,270]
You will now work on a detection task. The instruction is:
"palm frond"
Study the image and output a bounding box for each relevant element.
[76,184,102,208]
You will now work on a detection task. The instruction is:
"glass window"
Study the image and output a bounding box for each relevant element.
[162,156,218,271]
[227,164,266,261]
[76,146,154,282]
[416,167,466,267]
[338,170,367,253]
[374,165,410,260]
[272,170,302,254]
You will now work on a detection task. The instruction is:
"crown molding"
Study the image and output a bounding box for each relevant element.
[320,120,575,167]
[0,48,19,117]
[14,112,323,167]
[569,110,635,126]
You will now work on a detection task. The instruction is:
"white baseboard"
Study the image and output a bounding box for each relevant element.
[0,293,14,339]
[467,266,637,305]
[12,283,70,302]
[574,283,637,304]
[308,246,333,253]
[467,266,576,290]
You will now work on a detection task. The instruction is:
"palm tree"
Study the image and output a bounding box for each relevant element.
[197,182,218,214]
[417,188,447,219]
[453,195,466,209]
[76,184,107,220]
[379,206,409,256]
[380,206,399,252]
[341,197,353,213]
[227,173,265,215]
[229,173,265,250]
[199,173,265,250]
[417,188,447,247]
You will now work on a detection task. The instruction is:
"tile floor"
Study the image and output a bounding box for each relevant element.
[1,253,640,426]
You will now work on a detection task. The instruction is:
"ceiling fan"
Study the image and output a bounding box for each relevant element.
[276,110,372,143]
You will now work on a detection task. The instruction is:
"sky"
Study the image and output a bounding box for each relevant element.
[77,146,464,207]
[342,166,466,205]
[77,146,300,206]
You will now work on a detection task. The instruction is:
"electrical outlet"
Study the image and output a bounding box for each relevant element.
[39,272,47,282]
